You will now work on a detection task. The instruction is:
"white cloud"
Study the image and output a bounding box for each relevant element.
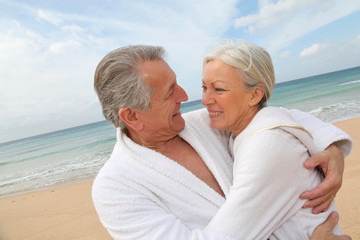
[276,35,360,82]
[300,43,333,57]
[48,40,81,54]
[300,37,360,70]
[37,9,62,25]
[61,24,85,33]
[235,0,316,29]
[234,0,360,53]
[280,50,290,58]
[0,17,101,140]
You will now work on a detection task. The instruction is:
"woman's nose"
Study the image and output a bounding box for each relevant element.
[202,91,213,106]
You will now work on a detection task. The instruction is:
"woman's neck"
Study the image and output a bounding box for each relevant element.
[232,106,262,137]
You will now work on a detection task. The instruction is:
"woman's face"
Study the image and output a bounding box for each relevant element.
[202,59,259,135]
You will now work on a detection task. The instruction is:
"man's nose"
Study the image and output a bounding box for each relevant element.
[176,84,188,102]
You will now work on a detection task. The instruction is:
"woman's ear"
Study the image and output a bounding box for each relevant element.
[118,107,144,131]
[249,84,265,106]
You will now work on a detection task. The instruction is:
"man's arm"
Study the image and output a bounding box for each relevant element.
[301,144,344,213]
[286,108,353,213]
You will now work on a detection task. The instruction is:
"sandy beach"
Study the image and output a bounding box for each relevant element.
[333,118,360,238]
[0,118,359,240]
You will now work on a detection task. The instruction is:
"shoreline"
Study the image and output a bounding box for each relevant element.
[0,176,96,199]
[0,117,359,239]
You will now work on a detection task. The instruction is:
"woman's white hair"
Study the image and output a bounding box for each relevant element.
[203,40,275,107]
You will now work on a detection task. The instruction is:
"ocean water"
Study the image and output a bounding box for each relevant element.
[1,66,359,197]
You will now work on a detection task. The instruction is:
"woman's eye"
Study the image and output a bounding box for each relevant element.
[215,88,225,91]
[201,86,207,90]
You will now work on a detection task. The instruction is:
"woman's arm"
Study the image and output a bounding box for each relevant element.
[286,108,352,157]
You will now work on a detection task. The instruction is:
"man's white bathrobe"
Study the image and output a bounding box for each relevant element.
[92,108,352,240]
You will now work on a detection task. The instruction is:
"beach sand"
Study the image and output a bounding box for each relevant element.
[0,118,359,240]
[333,118,360,238]
[0,180,112,240]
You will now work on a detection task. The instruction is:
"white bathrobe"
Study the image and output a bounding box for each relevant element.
[205,107,342,239]
[92,108,352,240]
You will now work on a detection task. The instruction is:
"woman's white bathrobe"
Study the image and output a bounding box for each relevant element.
[92,108,352,240]
[205,107,343,239]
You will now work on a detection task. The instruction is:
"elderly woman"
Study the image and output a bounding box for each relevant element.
[201,41,344,239]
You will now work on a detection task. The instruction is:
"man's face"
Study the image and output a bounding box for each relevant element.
[137,60,188,141]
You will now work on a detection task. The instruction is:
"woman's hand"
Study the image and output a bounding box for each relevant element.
[300,144,344,213]
[311,212,351,240]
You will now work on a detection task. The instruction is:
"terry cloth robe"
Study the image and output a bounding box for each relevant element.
[92,108,352,240]
[206,107,343,239]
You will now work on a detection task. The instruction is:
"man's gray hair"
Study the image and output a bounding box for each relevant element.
[94,45,165,129]
[203,40,275,107]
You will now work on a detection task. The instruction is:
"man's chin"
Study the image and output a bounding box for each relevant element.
[174,118,186,131]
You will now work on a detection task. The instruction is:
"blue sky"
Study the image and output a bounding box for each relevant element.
[1,0,360,143]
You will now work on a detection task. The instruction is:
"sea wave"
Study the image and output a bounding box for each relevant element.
[309,100,360,123]
[0,149,111,196]
[338,79,360,86]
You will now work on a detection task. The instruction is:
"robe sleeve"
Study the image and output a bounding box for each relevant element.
[285,108,353,157]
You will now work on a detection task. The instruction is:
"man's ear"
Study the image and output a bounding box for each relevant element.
[118,107,144,131]
[249,84,265,106]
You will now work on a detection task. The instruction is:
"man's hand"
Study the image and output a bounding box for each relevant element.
[311,212,351,240]
[301,144,344,213]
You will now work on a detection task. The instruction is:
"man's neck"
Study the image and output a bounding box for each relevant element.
[127,128,180,154]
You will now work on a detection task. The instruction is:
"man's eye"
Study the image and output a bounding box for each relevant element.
[165,91,174,100]
[215,88,225,91]
[201,86,207,91]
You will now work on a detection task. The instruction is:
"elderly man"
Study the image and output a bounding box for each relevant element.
[92,45,352,239]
